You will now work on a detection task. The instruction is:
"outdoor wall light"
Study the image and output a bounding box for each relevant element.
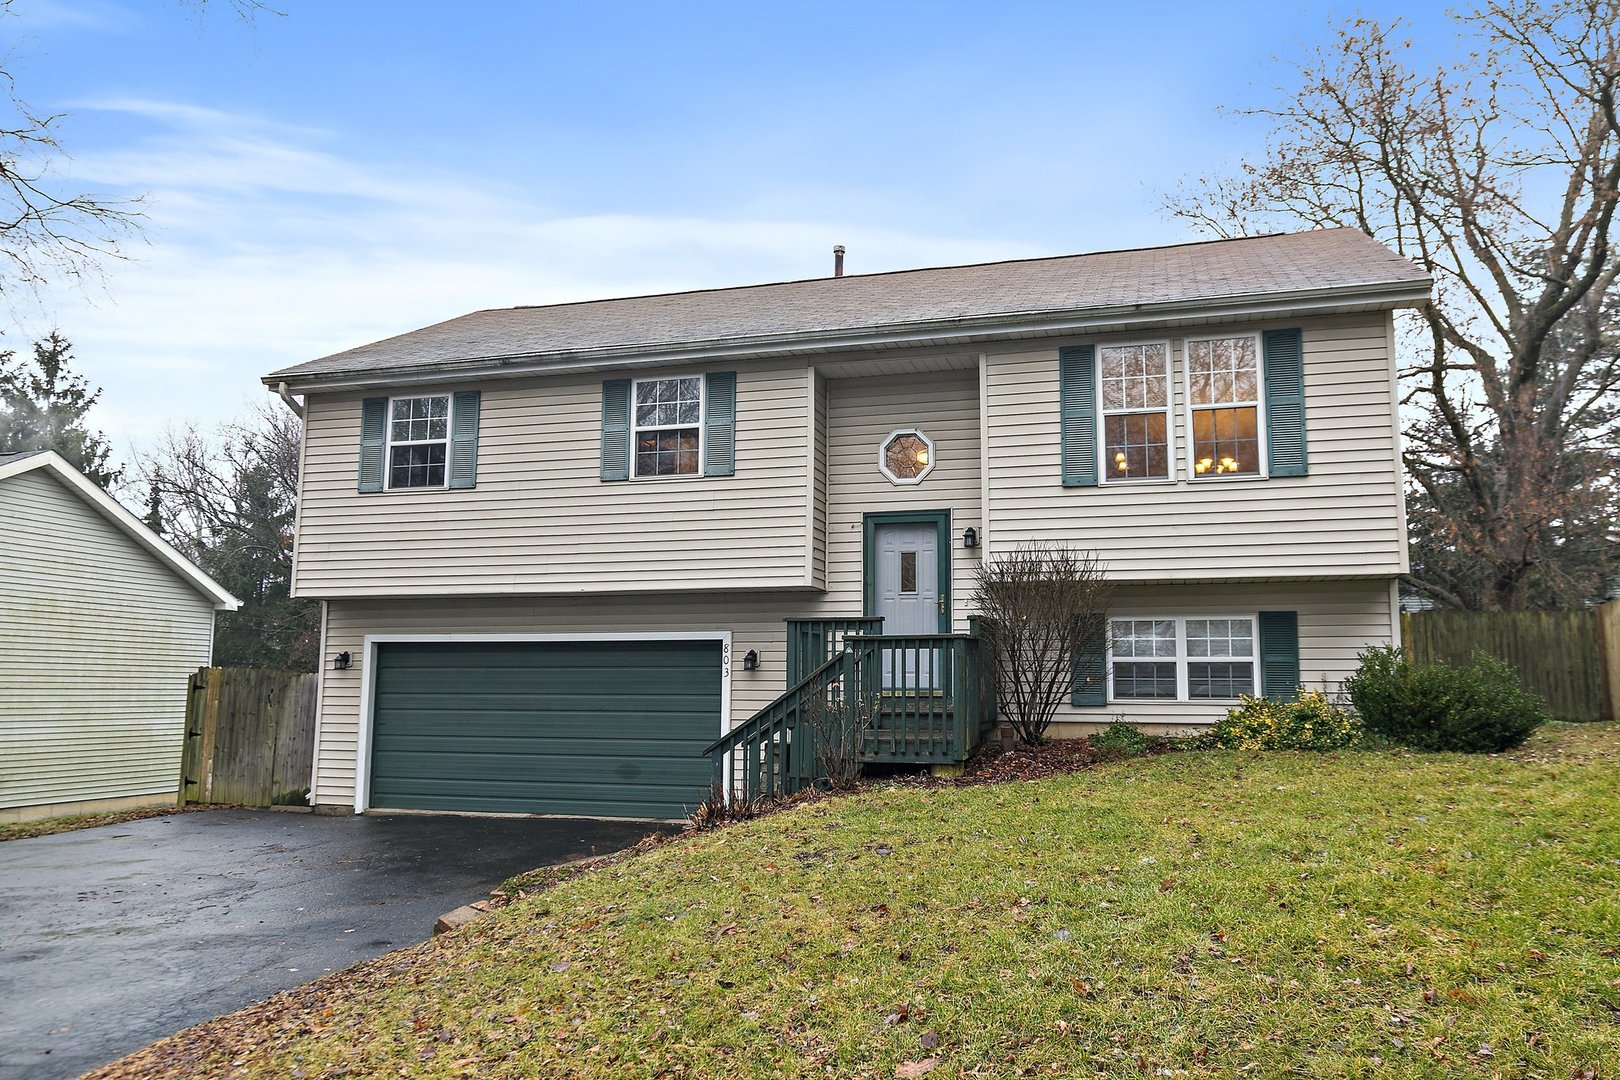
[962,527,979,549]
[332,651,352,671]
[742,649,760,671]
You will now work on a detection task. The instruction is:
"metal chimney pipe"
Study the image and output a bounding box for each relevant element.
[833,245,845,277]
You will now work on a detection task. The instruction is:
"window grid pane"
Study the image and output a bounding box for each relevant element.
[1189,662,1255,699]
[634,378,703,428]
[388,443,446,488]
[634,429,700,476]
[390,395,450,444]
[1099,343,1169,481]
[1185,618,1254,659]
[1111,619,1177,658]
[1192,405,1260,476]
[1188,337,1259,406]
[1113,662,1178,699]
[1104,412,1169,480]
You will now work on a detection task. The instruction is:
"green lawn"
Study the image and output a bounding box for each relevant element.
[96,724,1620,1078]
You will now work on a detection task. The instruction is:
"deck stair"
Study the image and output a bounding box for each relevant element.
[704,619,995,802]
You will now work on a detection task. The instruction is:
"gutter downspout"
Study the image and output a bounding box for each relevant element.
[276,381,305,419]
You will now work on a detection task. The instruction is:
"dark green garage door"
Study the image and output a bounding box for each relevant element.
[369,639,721,819]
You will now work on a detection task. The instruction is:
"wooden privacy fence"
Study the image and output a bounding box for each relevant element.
[1401,603,1620,722]
[179,667,318,807]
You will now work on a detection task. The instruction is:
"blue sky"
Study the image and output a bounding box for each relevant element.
[7,0,1439,462]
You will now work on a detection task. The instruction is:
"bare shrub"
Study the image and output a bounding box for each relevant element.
[801,690,880,790]
[973,543,1111,745]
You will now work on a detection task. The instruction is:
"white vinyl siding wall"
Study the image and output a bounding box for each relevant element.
[0,470,217,818]
[312,369,992,807]
[292,359,813,597]
[983,313,1406,579]
[1054,579,1395,734]
[824,369,983,630]
[312,579,1393,808]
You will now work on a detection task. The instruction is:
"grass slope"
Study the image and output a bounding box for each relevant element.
[97,725,1620,1078]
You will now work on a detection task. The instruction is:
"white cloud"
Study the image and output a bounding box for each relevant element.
[9,0,136,33]
[11,99,1045,462]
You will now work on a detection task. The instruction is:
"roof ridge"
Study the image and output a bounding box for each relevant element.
[496,227,1352,315]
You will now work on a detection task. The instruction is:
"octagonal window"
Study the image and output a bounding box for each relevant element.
[879,429,935,486]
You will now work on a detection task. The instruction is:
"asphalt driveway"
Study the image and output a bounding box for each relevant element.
[0,808,677,1080]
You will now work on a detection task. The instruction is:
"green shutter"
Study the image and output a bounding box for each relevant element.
[447,390,480,489]
[1263,328,1308,477]
[1258,610,1300,701]
[703,371,736,477]
[600,379,631,482]
[1071,617,1107,706]
[358,397,387,493]
[1059,346,1098,487]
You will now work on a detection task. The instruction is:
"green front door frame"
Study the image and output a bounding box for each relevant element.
[862,509,952,633]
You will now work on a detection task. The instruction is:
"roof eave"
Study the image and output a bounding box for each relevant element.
[265,278,1432,394]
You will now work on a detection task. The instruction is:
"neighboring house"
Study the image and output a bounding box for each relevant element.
[0,451,240,823]
[266,228,1430,820]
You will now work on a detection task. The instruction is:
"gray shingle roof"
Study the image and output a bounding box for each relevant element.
[266,228,1428,384]
[0,449,46,466]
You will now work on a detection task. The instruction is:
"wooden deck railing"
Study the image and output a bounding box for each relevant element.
[785,616,885,685]
[705,629,994,803]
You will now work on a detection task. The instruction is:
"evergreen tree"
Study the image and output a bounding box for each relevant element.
[0,331,120,487]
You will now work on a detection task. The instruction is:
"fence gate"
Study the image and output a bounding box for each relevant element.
[179,667,318,807]
[1401,607,1617,723]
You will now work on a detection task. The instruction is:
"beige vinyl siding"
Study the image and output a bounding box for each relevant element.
[809,370,828,589]
[315,373,989,807]
[983,313,1405,579]
[1051,579,1394,736]
[315,594,806,806]
[0,470,217,818]
[313,577,1392,808]
[292,358,813,598]
[824,369,983,630]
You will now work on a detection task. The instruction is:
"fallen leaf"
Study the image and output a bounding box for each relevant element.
[896,1057,939,1078]
[920,1030,939,1050]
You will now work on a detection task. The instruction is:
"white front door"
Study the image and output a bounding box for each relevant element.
[873,521,942,686]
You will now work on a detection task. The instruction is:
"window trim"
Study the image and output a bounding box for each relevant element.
[384,392,453,491]
[1095,338,1175,486]
[1106,613,1261,703]
[877,427,936,486]
[630,375,705,480]
[1182,331,1268,482]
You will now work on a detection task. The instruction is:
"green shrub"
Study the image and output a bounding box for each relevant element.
[1210,689,1362,750]
[1342,646,1550,753]
[1091,722,1158,757]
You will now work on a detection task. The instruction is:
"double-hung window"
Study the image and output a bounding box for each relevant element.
[633,376,702,477]
[1187,335,1263,478]
[1109,616,1258,701]
[1098,342,1171,482]
[387,394,450,489]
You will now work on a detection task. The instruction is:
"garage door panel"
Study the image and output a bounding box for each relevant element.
[368,640,720,819]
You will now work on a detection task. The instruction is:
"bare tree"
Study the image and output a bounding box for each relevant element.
[0,0,281,299]
[973,543,1111,745]
[138,400,317,670]
[1165,1,1620,610]
[0,0,137,298]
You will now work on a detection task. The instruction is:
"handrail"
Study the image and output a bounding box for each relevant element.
[785,617,885,685]
[703,651,847,802]
[701,651,844,758]
[707,627,993,803]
